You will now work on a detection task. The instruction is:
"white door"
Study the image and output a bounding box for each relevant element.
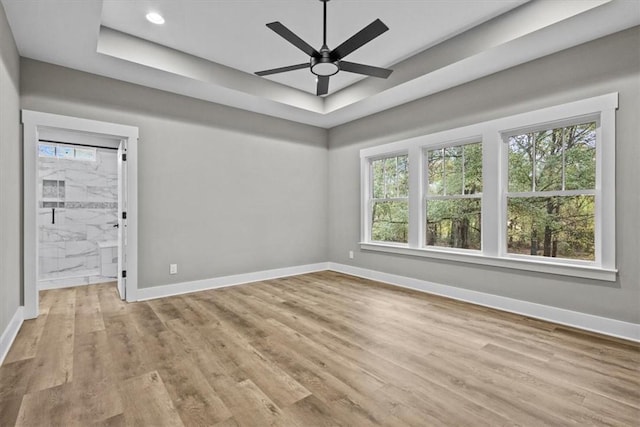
[117,139,127,300]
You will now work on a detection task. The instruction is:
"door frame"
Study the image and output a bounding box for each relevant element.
[22,110,139,319]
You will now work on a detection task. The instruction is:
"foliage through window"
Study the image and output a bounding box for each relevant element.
[425,142,482,250]
[506,122,596,260]
[370,155,408,243]
[360,94,616,280]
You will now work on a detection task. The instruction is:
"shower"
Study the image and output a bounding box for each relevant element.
[37,137,119,289]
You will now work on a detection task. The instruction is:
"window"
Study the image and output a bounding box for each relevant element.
[506,122,596,261]
[425,142,482,250]
[75,147,98,161]
[38,144,55,157]
[56,146,75,159]
[38,143,97,161]
[369,154,409,243]
[360,93,617,281]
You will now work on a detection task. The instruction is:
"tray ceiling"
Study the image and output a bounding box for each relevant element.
[2,0,638,128]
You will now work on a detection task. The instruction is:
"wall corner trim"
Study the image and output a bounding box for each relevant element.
[327,262,640,343]
[0,306,24,366]
[136,263,330,301]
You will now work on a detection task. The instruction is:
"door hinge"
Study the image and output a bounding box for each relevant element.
[122,211,127,219]
[122,270,127,278]
[122,153,127,161]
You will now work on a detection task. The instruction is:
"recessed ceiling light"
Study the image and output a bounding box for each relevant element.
[146,12,165,25]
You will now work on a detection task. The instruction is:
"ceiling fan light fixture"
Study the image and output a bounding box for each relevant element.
[146,12,165,25]
[310,57,339,77]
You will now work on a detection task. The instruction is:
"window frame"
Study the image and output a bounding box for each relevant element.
[363,150,410,246]
[501,116,600,266]
[423,139,484,253]
[360,93,618,281]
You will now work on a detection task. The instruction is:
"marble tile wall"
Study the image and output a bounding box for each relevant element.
[38,145,119,283]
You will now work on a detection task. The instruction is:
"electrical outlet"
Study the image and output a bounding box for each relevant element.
[349,250,354,259]
[170,264,178,275]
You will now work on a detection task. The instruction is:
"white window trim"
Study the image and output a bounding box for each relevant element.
[423,141,483,251]
[363,151,410,246]
[360,93,618,282]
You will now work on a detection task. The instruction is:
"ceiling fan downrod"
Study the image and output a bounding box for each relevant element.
[311,1,339,78]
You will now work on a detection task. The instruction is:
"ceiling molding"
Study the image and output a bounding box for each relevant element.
[2,0,638,128]
[97,26,324,114]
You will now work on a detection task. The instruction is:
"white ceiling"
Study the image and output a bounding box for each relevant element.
[2,0,639,128]
[100,0,526,94]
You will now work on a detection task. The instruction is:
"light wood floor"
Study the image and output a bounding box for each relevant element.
[1,271,638,426]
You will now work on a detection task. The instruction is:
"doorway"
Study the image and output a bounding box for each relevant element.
[22,110,139,319]
[37,135,119,289]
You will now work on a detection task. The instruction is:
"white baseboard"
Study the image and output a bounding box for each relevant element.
[0,306,24,366]
[137,262,330,301]
[328,263,640,343]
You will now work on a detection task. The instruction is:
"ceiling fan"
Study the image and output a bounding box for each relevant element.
[255,0,393,96]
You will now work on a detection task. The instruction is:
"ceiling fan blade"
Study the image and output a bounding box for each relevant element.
[255,63,310,76]
[339,61,393,79]
[330,19,389,61]
[266,22,321,58]
[316,76,329,96]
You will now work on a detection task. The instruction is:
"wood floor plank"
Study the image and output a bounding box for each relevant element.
[96,282,126,319]
[74,285,105,336]
[102,315,151,381]
[25,289,76,393]
[249,331,399,425]
[203,323,312,408]
[0,397,23,427]
[92,413,126,427]
[170,295,214,327]
[127,300,166,337]
[280,394,345,427]
[581,391,640,426]
[314,328,513,425]
[375,384,492,427]
[15,383,75,426]
[258,317,387,397]
[194,294,268,340]
[213,416,240,427]
[0,359,33,402]
[3,307,50,364]
[216,378,300,427]
[147,297,183,324]
[118,371,184,427]
[2,271,638,426]
[70,330,123,423]
[429,348,609,425]
[157,357,232,425]
[164,319,244,387]
[0,359,33,426]
[483,342,640,409]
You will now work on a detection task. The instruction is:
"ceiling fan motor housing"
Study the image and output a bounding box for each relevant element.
[310,49,339,77]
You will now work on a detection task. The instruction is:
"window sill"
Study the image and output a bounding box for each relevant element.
[359,242,617,282]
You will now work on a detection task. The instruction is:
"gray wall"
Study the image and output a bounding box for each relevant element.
[328,27,640,324]
[21,59,328,288]
[0,2,21,335]
[9,24,640,326]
